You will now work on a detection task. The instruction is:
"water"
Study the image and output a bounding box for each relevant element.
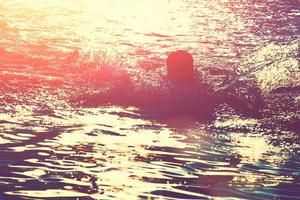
[0,0,300,199]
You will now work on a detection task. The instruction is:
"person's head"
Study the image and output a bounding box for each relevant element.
[166,50,194,85]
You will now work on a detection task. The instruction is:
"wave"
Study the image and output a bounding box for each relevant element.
[238,39,299,93]
[1,40,299,121]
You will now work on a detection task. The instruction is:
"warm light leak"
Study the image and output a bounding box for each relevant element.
[0,0,244,75]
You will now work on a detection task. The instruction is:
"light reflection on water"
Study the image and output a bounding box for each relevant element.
[0,105,299,199]
[0,0,300,199]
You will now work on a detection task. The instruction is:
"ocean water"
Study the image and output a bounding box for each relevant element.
[0,0,299,199]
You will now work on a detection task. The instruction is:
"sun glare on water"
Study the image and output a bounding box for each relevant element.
[1,0,195,53]
[1,0,299,199]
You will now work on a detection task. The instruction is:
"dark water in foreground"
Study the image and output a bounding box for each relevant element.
[0,0,300,199]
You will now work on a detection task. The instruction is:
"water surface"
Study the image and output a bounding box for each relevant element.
[0,0,299,199]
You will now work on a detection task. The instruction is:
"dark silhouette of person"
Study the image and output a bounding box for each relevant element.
[165,50,262,118]
[166,50,196,87]
[165,50,216,117]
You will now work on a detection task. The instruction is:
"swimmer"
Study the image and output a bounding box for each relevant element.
[79,49,262,118]
[165,50,263,118]
[166,50,195,86]
[166,50,211,92]
[165,50,216,117]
